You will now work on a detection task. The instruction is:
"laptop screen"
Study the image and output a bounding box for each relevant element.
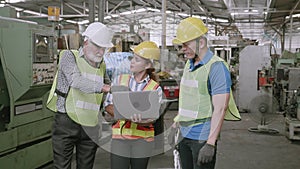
[112,91,160,120]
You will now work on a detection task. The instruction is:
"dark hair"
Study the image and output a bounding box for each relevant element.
[146,68,159,83]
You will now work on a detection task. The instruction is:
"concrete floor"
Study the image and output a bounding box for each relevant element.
[42,108,300,169]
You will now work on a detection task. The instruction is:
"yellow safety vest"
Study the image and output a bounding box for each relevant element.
[174,55,241,126]
[47,50,105,126]
[112,74,159,141]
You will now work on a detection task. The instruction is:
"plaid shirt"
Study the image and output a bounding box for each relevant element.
[56,48,110,113]
[104,74,162,107]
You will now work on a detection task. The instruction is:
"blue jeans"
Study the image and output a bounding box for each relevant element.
[178,138,217,169]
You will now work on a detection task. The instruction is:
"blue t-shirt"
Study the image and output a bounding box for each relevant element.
[180,49,232,140]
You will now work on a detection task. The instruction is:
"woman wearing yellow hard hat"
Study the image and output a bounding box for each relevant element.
[104,41,163,169]
[169,17,241,169]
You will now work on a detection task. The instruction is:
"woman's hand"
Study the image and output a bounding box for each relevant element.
[130,114,155,125]
[101,84,111,93]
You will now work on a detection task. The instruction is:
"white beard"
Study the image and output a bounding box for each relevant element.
[86,51,103,63]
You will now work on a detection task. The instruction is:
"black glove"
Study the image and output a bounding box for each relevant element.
[197,143,215,165]
[167,127,177,147]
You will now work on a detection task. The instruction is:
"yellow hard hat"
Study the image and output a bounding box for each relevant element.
[172,17,208,45]
[133,41,160,60]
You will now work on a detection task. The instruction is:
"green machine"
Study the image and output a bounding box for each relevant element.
[0,16,57,168]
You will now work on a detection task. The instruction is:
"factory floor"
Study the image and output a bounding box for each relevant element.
[42,107,300,169]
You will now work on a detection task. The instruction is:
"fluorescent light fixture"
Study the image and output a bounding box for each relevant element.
[243,9,258,12]
[0,4,4,7]
[136,8,147,13]
[120,11,132,15]
[147,8,160,12]
[104,15,111,19]
[198,5,204,12]
[66,20,77,24]
[120,8,147,15]
[24,10,47,16]
[111,14,119,17]
[78,20,89,25]
[286,13,300,19]
[231,12,260,15]
[178,13,189,17]
[215,18,228,23]
[7,0,24,3]
[192,15,201,19]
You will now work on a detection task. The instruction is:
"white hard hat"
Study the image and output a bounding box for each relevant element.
[82,22,114,48]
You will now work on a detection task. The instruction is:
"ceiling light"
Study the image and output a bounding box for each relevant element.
[215,18,228,23]
[66,20,77,24]
[23,10,47,16]
[136,8,146,13]
[147,8,160,12]
[198,5,204,12]
[104,16,111,19]
[286,13,300,19]
[77,20,89,25]
[7,0,24,3]
[178,13,189,17]
[111,14,119,17]
[231,12,260,15]
[120,11,132,15]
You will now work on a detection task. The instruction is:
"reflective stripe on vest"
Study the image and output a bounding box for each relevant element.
[112,120,154,142]
[46,50,105,126]
[174,55,241,126]
[112,74,159,141]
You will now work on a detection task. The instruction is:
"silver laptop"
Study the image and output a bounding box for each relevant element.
[112,90,160,120]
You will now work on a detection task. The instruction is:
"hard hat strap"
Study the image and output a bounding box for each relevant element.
[195,38,200,56]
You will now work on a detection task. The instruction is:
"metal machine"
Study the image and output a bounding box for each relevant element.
[0,16,57,168]
[237,45,273,112]
[272,51,300,140]
[273,51,300,116]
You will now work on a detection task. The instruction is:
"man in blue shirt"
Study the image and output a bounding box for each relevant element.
[169,17,241,169]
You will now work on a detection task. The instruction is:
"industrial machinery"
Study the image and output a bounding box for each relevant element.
[237,45,283,134]
[0,16,57,168]
[271,50,300,140]
[237,45,273,112]
[273,50,300,115]
[284,88,300,140]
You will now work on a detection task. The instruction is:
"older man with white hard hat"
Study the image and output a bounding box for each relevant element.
[47,22,114,169]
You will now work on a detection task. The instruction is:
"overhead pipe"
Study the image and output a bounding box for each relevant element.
[89,0,95,23]
[161,0,166,49]
[98,0,105,22]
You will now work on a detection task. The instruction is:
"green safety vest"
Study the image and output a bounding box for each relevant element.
[112,74,159,141]
[47,50,105,126]
[174,55,241,126]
